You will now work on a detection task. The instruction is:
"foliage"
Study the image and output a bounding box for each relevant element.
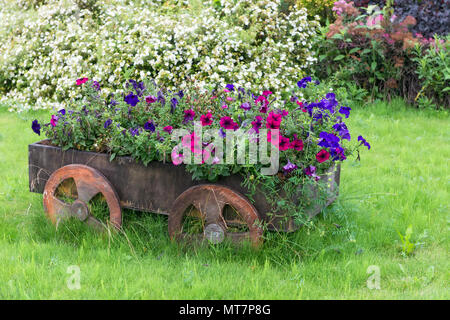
[413,39,450,109]
[397,224,415,257]
[0,0,320,112]
[298,0,336,23]
[354,0,450,38]
[313,0,449,108]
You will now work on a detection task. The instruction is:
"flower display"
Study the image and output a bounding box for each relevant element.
[32,76,370,183]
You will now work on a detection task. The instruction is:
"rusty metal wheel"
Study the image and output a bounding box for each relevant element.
[169,184,263,247]
[43,164,122,230]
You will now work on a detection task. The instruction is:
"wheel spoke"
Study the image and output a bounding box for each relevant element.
[74,176,100,203]
[85,215,105,231]
[48,195,73,219]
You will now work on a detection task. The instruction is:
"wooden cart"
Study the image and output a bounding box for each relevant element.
[28,140,340,246]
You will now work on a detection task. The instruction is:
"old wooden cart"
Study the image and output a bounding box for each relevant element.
[29,140,340,246]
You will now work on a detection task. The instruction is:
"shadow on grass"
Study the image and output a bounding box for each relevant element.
[25,195,364,269]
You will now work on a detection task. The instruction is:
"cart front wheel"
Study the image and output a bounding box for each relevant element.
[43,164,122,230]
[169,184,263,247]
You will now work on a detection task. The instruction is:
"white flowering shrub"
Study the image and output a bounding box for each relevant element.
[0,0,319,112]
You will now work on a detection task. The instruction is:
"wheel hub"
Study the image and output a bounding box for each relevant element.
[71,200,89,221]
[204,223,225,244]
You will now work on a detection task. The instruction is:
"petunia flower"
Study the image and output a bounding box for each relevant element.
[31,120,41,135]
[283,160,298,174]
[278,135,291,151]
[50,115,58,127]
[145,95,157,104]
[170,98,178,113]
[58,109,66,116]
[251,115,263,133]
[144,121,156,132]
[240,102,251,111]
[124,92,140,107]
[358,135,371,150]
[339,106,351,118]
[157,91,166,106]
[262,90,273,97]
[225,84,235,91]
[104,119,112,129]
[219,116,238,130]
[92,81,101,91]
[290,134,304,151]
[183,109,196,123]
[163,126,173,134]
[316,149,330,163]
[297,76,312,89]
[266,111,282,130]
[200,112,213,126]
[76,77,88,85]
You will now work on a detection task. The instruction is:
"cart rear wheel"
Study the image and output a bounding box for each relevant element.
[169,184,263,247]
[43,164,122,230]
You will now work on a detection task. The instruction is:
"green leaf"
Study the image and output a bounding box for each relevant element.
[371,61,377,71]
[334,55,346,61]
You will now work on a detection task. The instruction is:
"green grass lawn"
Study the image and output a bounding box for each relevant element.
[0,99,448,299]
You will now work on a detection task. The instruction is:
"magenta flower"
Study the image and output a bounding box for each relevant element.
[266,111,282,129]
[50,115,58,127]
[251,116,263,133]
[316,149,330,163]
[279,136,290,151]
[200,112,213,126]
[183,109,196,123]
[76,77,89,85]
[290,134,304,151]
[163,126,173,134]
[262,90,273,97]
[220,116,238,130]
[146,95,157,104]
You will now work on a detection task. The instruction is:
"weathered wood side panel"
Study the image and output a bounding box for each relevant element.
[29,140,340,232]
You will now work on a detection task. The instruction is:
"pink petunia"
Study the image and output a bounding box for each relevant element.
[50,115,58,127]
[76,77,89,85]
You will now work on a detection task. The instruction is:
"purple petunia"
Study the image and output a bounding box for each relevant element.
[157,91,166,106]
[124,92,140,107]
[332,122,351,140]
[358,135,371,150]
[31,120,41,135]
[144,121,156,132]
[225,84,235,92]
[240,102,251,111]
[297,76,312,89]
[92,81,101,91]
[58,109,66,116]
[170,97,178,113]
[183,109,195,123]
[251,116,263,133]
[339,106,351,118]
[318,131,340,148]
[283,160,298,175]
[104,119,112,129]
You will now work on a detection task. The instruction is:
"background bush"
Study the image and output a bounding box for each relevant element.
[0,0,320,112]
[354,0,450,38]
[313,0,449,108]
